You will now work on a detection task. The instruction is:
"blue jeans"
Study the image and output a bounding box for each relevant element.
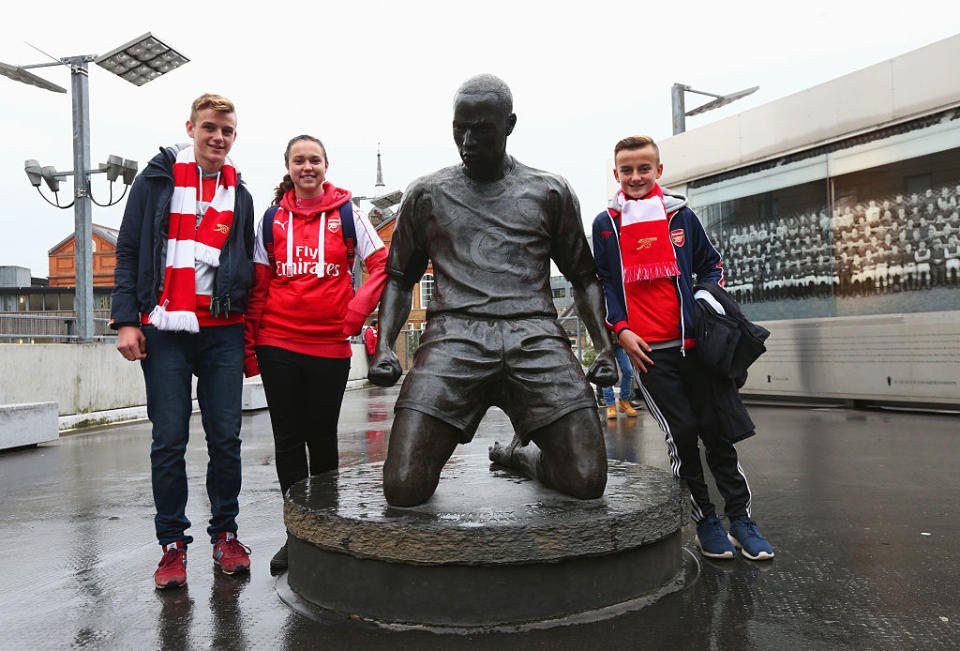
[603,345,634,406]
[141,323,244,546]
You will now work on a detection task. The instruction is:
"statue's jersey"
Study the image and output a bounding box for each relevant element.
[388,158,595,318]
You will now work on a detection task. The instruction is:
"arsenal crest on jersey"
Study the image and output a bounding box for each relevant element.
[328,216,341,233]
[671,229,685,247]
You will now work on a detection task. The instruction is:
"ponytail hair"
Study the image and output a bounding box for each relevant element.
[272,174,295,206]
[272,134,328,206]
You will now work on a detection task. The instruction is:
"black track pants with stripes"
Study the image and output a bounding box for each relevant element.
[636,347,752,523]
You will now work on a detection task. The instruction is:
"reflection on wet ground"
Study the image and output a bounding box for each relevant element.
[1,384,958,649]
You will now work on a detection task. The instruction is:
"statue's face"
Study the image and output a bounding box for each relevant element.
[453,92,515,177]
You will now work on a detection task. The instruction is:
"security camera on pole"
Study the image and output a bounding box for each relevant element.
[1,34,189,342]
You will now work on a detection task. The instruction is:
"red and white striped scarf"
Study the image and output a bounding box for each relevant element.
[148,146,237,332]
[617,185,680,283]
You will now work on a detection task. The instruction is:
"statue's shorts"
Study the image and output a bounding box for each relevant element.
[394,313,596,443]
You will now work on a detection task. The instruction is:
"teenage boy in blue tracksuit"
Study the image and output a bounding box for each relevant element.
[592,135,774,560]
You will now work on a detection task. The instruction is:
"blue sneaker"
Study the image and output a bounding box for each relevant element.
[696,516,736,559]
[728,517,775,560]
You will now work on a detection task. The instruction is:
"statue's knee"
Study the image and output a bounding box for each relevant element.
[561,459,607,500]
[569,469,606,500]
[383,461,432,507]
[383,482,431,507]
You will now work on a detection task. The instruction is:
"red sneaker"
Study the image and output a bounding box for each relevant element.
[212,532,251,574]
[155,541,187,589]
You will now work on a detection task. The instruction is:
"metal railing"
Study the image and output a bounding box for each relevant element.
[558,315,591,365]
[394,328,422,372]
[378,319,589,375]
[0,312,114,343]
[0,314,587,360]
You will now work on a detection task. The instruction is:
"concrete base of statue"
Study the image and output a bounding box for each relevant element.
[278,455,694,632]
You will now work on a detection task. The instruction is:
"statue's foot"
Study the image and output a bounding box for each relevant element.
[488,436,522,467]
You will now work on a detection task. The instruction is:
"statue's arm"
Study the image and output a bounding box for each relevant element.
[552,180,617,386]
[367,181,429,387]
[569,274,617,386]
[367,276,414,386]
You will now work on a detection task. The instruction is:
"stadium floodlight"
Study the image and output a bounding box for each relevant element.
[121,159,138,185]
[0,61,66,93]
[671,84,759,135]
[24,159,43,187]
[95,33,189,86]
[100,154,124,181]
[3,34,187,343]
[40,165,61,192]
[684,86,759,116]
[371,190,403,211]
[97,154,139,185]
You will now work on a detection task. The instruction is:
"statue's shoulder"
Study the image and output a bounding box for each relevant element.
[513,160,573,195]
[406,165,462,196]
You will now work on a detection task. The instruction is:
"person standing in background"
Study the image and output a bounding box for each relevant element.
[364,319,379,367]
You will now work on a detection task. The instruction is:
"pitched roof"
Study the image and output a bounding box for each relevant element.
[48,224,120,254]
[374,213,397,232]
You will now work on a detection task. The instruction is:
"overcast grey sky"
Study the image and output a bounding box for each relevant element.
[2,1,959,278]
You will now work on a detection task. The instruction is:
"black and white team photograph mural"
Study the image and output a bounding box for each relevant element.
[695,146,960,321]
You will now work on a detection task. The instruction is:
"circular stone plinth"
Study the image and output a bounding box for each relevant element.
[283,456,687,629]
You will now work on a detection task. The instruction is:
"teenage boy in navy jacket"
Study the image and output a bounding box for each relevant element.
[592,135,774,560]
[112,94,256,588]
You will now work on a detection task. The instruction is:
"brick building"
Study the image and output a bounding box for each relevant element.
[48,224,119,287]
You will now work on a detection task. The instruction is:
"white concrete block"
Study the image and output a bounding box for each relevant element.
[349,344,369,381]
[0,402,59,450]
[242,378,267,411]
[0,343,147,416]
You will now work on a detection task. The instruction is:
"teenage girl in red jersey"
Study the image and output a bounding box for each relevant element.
[244,135,387,572]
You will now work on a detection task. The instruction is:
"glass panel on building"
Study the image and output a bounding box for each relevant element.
[420,273,434,309]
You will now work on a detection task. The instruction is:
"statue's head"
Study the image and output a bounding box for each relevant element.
[453,74,517,180]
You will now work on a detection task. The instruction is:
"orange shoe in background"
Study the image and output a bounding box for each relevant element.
[618,400,638,417]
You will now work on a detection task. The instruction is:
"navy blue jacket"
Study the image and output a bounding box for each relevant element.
[110,146,255,328]
[591,190,724,347]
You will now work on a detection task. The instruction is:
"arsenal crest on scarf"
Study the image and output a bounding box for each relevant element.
[616,186,681,283]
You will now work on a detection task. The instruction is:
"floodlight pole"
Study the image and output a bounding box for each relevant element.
[671,83,688,136]
[67,55,96,342]
[9,34,187,343]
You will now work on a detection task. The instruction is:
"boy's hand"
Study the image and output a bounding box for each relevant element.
[619,329,654,373]
[117,325,147,361]
[586,348,618,387]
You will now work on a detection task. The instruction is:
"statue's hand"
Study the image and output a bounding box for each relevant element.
[586,349,618,387]
[368,349,402,387]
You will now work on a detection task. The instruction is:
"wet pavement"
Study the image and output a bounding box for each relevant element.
[1,385,958,649]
